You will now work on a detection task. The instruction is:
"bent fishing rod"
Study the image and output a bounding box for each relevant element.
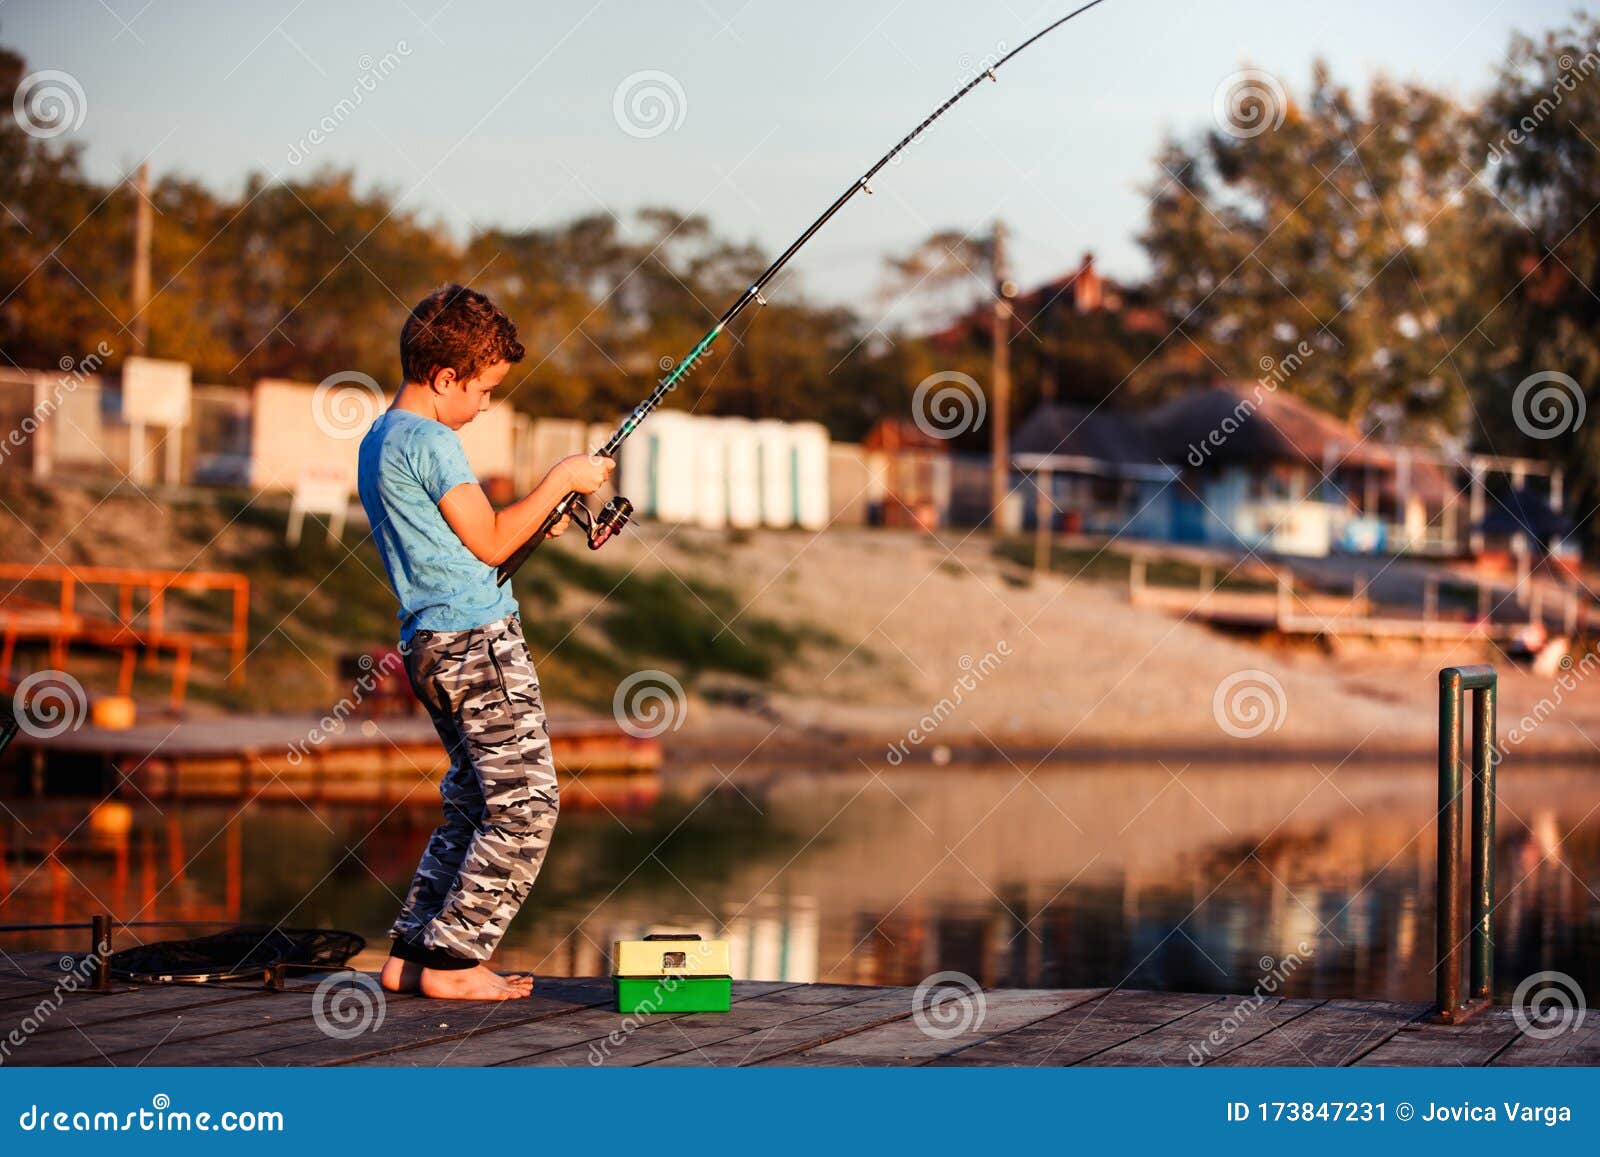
[496,0,1113,585]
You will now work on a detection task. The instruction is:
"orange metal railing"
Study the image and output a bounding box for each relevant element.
[0,564,248,707]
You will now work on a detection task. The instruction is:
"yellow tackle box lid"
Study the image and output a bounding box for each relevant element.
[613,932,732,977]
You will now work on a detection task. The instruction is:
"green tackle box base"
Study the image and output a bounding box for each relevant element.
[615,975,732,1014]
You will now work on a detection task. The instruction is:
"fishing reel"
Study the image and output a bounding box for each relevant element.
[567,495,633,550]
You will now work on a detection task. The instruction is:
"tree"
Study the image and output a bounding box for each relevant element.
[1476,15,1600,526]
[1139,64,1504,437]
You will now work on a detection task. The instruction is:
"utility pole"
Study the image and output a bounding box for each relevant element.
[989,218,1012,529]
[131,162,152,354]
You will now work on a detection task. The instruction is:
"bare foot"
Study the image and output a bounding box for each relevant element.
[380,956,423,994]
[420,963,530,1001]
[494,972,535,998]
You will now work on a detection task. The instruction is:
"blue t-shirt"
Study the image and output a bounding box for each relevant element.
[357,409,516,642]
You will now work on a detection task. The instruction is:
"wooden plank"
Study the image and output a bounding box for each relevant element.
[511,987,894,1067]
[1356,1008,1527,1067]
[924,990,1224,1066]
[1492,1013,1600,1066]
[746,984,900,1005]
[0,981,87,1009]
[20,992,307,1065]
[648,991,929,1066]
[6,973,1595,1068]
[729,982,804,999]
[1,984,278,1041]
[349,1005,634,1068]
[359,983,803,1067]
[506,1022,764,1067]
[1085,998,1326,1067]
[15,972,362,1062]
[216,978,610,1067]
[0,952,86,984]
[1210,1000,1426,1067]
[71,977,610,1067]
[786,989,1105,1065]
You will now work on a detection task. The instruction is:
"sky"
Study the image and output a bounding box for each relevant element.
[0,0,1580,320]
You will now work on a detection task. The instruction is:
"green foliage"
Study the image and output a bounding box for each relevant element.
[6,18,1600,533]
[531,547,823,681]
[1131,15,1600,537]
[875,230,1169,447]
[0,47,891,438]
[1475,15,1600,525]
[1138,63,1504,433]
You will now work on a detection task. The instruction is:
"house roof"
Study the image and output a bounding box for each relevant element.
[1143,383,1455,502]
[1010,402,1156,465]
[1009,383,1457,502]
[1143,384,1373,468]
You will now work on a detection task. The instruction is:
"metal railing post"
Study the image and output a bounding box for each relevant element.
[1470,681,1496,1003]
[1434,664,1497,1023]
[1436,667,1463,1020]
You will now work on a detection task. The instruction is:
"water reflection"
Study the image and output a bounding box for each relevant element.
[1,762,1596,1003]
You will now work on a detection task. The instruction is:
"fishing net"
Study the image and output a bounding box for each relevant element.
[0,697,19,756]
[109,925,365,984]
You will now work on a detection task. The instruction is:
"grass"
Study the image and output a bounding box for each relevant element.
[527,547,837,684]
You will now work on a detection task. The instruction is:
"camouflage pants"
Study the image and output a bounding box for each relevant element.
[390,613,559,963]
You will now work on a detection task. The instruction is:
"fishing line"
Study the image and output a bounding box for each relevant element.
[497,0,1115,583]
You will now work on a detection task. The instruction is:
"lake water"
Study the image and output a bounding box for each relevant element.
[3,761,1598,1003]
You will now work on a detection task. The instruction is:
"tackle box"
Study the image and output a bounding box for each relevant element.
[613,932,732,1014]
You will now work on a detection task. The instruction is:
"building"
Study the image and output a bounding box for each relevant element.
[1012,382,1566,558]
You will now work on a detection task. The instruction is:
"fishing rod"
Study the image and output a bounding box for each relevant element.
[496,0,1114,585]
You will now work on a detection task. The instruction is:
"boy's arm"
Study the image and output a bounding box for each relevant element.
[439,455,614,567]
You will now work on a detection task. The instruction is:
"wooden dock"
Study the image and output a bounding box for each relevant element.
[1127,556,1590,644]
[0,953,1588,1067]
[3,714,660,808]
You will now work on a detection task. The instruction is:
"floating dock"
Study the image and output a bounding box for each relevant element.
[3,714,660,809]
[0,952,1587,1067]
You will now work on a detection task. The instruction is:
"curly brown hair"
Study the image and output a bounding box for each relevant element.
[400,284,525,386]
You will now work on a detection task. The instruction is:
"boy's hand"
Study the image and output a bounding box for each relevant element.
[544,514,572,540]
[559,452,615,495]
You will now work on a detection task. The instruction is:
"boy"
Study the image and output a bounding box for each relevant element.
[359,284,613,1001]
